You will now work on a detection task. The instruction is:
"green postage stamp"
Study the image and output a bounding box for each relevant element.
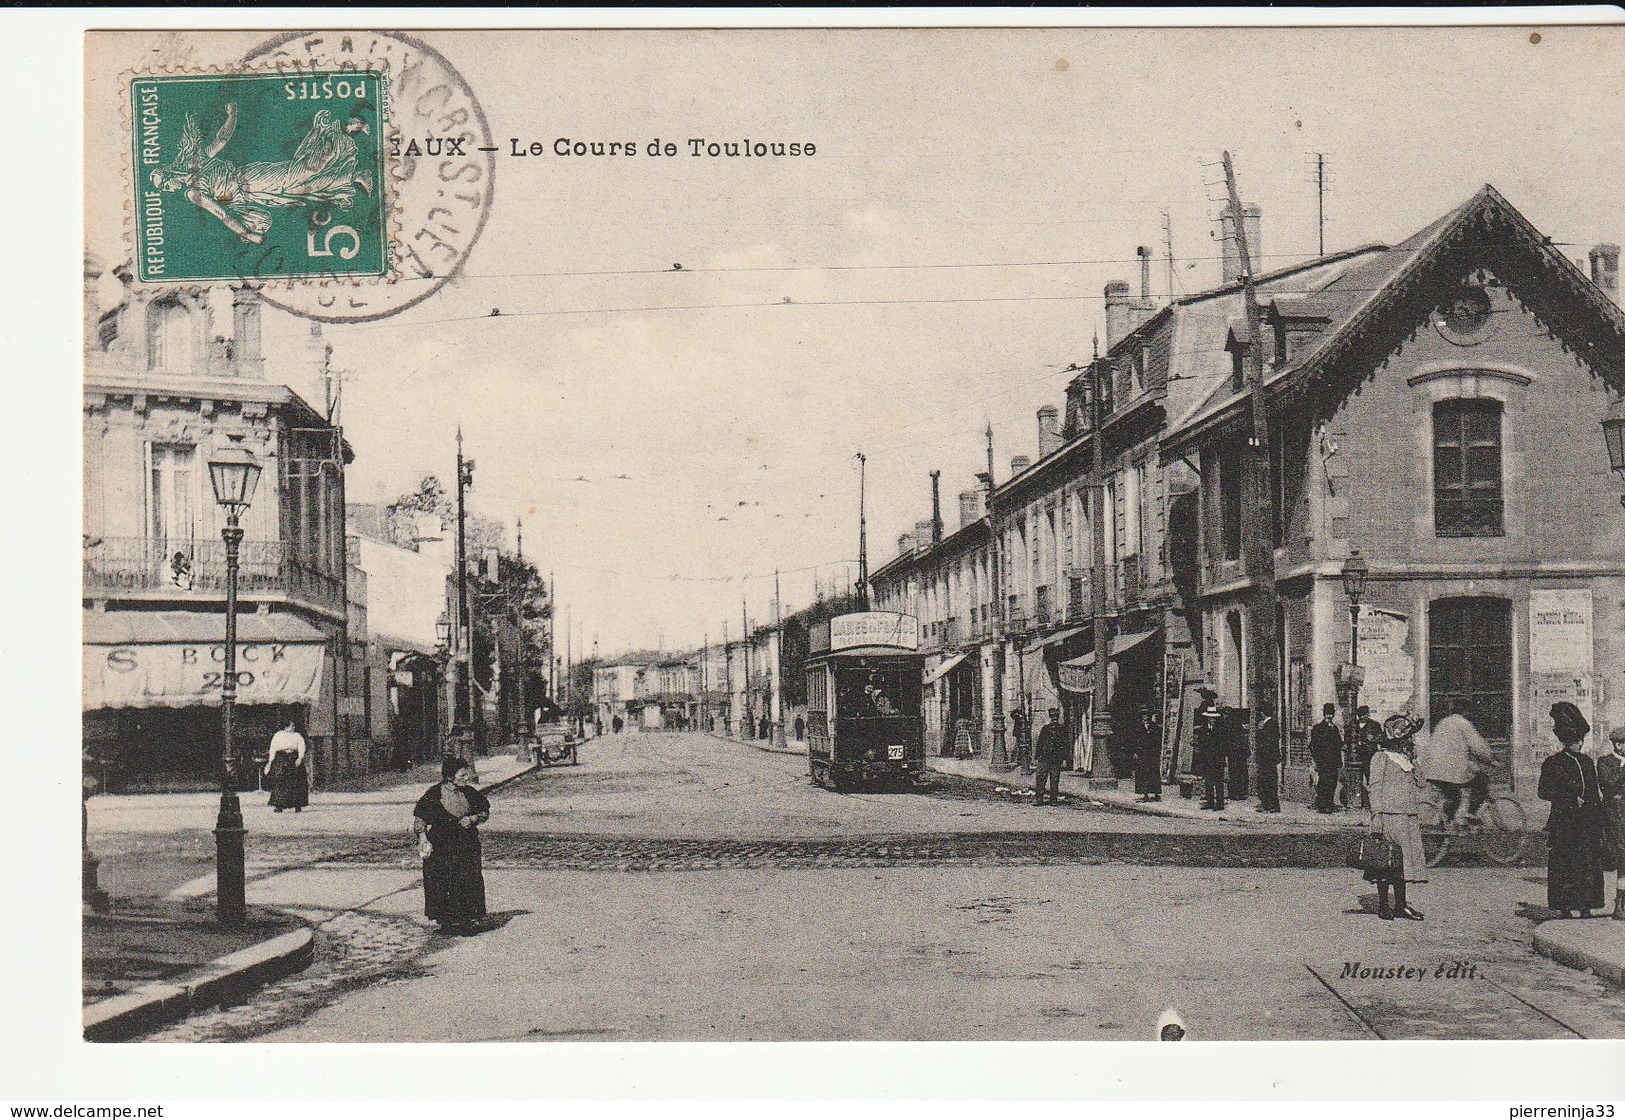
[130,70,389,284]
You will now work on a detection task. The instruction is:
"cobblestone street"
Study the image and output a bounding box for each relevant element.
[86,732,1625,1043]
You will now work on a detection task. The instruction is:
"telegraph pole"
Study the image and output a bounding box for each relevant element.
[772,568,786,748]
[452,427,473,758]
[741,596,752,739]
[1088,337,1114,781]
[856,451,869,607]
[515,516,530,745]
[983,423,1010,770]
[1314,153,1327,258]
[1223,150,1282,787]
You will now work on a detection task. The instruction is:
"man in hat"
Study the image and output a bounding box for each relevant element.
[1425,699,1496,827]
[1033,707,1069,806]
[1599,727,1625,921]
[1539,701,1606,918]
[1341,704,1383,809]
[1193,687,1225,810]
[1309,703,1344,813]
[1254,699,1282,813]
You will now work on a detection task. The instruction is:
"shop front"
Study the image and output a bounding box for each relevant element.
[82,609,329,792]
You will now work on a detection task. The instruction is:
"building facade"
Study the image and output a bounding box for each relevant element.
[1162,187,1625,797]
[82,262,364,791]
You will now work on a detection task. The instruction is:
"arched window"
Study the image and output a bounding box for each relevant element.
[147,299,196,374]
[1433,398,1503,536]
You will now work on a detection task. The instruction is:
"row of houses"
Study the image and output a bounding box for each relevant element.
[870,187,1625,800]
[595,628,789,739]
[81,259,535,792]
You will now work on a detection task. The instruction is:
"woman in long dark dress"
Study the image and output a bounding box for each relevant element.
[1537,702,1606,919]
[414,758,491,935]
[265,719,309,812]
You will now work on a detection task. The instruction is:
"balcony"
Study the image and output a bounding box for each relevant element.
[83,536,346,617]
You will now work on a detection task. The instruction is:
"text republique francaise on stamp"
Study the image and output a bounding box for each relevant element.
[131,70,389,285]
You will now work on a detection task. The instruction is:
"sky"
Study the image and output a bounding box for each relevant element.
[85,26,1625,657]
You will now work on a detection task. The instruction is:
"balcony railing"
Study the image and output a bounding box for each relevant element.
[83,536,345,615]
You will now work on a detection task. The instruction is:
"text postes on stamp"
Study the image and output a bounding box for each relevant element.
[131,71,388,286]
[244,32,496,323]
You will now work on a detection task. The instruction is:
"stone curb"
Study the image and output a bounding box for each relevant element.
[477,758,541,795]
[1532,917,1625,988]
[83,923,314,1042]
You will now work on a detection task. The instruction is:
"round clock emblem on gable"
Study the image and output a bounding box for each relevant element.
[1435,284,1496,345]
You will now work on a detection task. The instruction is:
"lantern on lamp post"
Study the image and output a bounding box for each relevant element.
[1602,399,1625,509]
[207,440,262,927]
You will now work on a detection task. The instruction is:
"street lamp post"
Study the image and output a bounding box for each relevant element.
[208,441,263,928]
[1341,548,1369,727]
[1602,399,1625,508]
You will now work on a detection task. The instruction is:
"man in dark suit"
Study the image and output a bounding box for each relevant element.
[1255,701,1282,813]
[1033,708,1069,806]
[1309,702,1345,813]
[1193,687,1225,810]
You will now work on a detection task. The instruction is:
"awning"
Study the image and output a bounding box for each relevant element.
[1025,624,1089,652]
[1058,631,1159,694]
[84,609,328,711]
[923,651,969,685]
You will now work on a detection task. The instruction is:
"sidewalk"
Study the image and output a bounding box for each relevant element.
[1534,914,1625,988]
[83,748,537,1040]
[706,729,809,756]
[927,754,1354,832]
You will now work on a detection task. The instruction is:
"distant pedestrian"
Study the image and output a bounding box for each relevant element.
[612,715,623,734]
[1423,700,1496,826]
[1365,714,1427,921]
[794,714,806,740]
[1254,701,1281,813]
[1538,702,1606,919]
[1033,707,1068,806]
[1133,706,1162,803]
[414,758,490,936]
[1193,688,1225,810]
[759,714,771,740]
[1309,703,1344,813]
[1224,707,1251,801]
[265,718,309,813]
[1599,728,1625,921]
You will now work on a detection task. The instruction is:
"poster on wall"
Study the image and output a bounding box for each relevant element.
[1356,606,1414,722]
[1530,589,1595,753]
[1159,649,1186,777]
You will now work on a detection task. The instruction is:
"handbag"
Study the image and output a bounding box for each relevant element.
[1346,826,1402,874]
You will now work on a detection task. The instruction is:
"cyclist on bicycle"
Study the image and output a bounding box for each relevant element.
[1424,699,1495,827]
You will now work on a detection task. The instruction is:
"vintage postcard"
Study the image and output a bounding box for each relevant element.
[73,20,1625,1077]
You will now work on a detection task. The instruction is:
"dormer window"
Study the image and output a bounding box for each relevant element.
[147,298,196,375]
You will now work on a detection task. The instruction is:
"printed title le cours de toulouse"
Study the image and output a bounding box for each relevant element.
[395,136,818,159]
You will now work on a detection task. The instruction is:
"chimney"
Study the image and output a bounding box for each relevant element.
[1591,244,1621,304]
[959,489,980,527]
[1219,203,1263,285]
[899,532,914,557]
[1138,245,1153,300]
[1037,406,1060,457]
[232,287,264,377]
[915,520,934,552]
[1010,455,1031,476]
[1103,280,1132,350]
[930,470,943,544]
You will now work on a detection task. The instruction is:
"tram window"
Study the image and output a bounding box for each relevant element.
[835,664,918,719]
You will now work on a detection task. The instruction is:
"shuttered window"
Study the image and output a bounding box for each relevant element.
[1433,399,1504,537]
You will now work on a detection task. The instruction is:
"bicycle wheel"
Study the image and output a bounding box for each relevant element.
[1419,785,1452,867]
[1480,796,1529,865]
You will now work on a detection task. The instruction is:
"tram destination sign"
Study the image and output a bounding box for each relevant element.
[819,612,920,654]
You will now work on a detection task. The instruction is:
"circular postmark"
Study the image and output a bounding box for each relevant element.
[243,31,495,322]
